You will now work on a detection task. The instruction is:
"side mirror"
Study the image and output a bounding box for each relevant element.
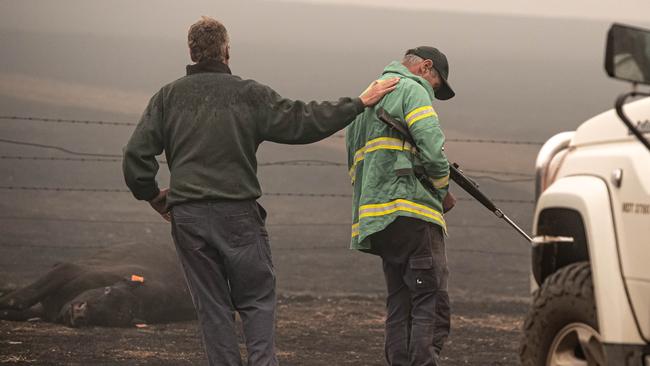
[605,23,650,85]
[606,23,650,153]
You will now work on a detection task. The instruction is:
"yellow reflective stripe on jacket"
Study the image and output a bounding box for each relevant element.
[358,199,445,228]
[349,137,414,183]
[351,223,359,238]
[405,106,437,127]
[430,174,450,188]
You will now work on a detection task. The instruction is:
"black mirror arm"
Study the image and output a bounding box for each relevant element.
[615,90,650,152]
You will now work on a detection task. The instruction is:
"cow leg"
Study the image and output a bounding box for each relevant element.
[0,303,44,321]
[0,263,83,310]
[0,287,16,298]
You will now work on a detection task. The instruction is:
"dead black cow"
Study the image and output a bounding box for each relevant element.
[0,242,196,327]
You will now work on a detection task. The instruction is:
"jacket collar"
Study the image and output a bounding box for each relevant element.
[186,60,232,76]
[382,61,435,100]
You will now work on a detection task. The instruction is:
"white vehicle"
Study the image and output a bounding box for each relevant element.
[520,24,650,366]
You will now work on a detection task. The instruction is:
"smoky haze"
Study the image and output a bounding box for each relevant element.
[2,1,646,138]
[2,0,647,291]
[3,1,647,140]
[0,2,647,362]
[1,0,646,298]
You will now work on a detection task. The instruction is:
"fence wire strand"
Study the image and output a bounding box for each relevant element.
[0,185,535,203]
[0,138,122,158]
[2,115,544,145]
[0,154,533,182]
[0,115,136,126]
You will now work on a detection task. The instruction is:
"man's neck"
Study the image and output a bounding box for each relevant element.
[186,59,232,75]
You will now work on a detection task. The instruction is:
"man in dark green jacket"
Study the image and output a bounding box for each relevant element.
[346,46,456,366]
[122,16,397,366]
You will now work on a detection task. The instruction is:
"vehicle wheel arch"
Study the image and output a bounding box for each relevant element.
[533,207,590,286]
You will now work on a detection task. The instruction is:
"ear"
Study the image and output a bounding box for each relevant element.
[422,59,433,72]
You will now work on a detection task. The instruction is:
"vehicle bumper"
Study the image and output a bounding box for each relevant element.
[603,343,650,365]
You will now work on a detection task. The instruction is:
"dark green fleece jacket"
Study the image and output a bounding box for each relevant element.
[123,60,364,207]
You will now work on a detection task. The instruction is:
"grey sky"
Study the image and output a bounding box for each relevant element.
[0,0,215,39]
[271,0,650,23]
[0,0,643,139]
[2,0,650,40]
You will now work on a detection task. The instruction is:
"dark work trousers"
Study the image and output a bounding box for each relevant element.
[170,200,277,366]
[370,216,451,366]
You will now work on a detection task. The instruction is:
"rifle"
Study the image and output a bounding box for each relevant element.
[376,107,533,243]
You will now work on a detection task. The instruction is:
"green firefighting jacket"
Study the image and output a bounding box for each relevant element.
[346,61,450,251]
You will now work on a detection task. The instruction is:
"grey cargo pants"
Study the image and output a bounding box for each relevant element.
[370,216,451,366]
[171,200,278,366]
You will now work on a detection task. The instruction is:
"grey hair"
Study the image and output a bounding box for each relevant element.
[402,54,424,66]
[188,16,229,63]
[402,54,439,77]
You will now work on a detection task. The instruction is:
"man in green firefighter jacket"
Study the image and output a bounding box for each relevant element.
[346,47,455,366]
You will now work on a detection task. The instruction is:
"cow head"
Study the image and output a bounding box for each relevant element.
[59,279,142,327]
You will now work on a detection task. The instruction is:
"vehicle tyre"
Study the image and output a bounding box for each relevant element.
[520,261,606,366]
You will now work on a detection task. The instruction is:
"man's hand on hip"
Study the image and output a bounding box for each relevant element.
[359,77,400,107]
[149,188,171,222]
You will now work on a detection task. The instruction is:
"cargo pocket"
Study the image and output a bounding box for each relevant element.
[405,256,437,293]
[225,212,258,247]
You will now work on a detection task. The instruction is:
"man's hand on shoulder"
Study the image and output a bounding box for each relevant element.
[149,188,171,222]
[359,77,400,107]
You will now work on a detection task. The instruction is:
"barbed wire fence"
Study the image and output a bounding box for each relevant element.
[1,115,545,146]
[0,115,137,126]
[0,185,535,204]
[0,113,538,181]
[0,153,534,181]
[1,114,538,254]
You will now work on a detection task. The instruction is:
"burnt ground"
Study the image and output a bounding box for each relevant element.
[0,294,526,366]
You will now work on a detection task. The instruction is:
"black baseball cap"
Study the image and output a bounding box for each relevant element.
[406,46,455,100]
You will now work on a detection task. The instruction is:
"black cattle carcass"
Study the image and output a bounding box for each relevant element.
[0,242,196,327]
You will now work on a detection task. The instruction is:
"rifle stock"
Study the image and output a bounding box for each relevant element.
[376,107,499,214]
[374,107,532,243]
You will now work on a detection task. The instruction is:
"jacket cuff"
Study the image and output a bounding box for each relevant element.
[134,187,160,202]
[352,98,365,114]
